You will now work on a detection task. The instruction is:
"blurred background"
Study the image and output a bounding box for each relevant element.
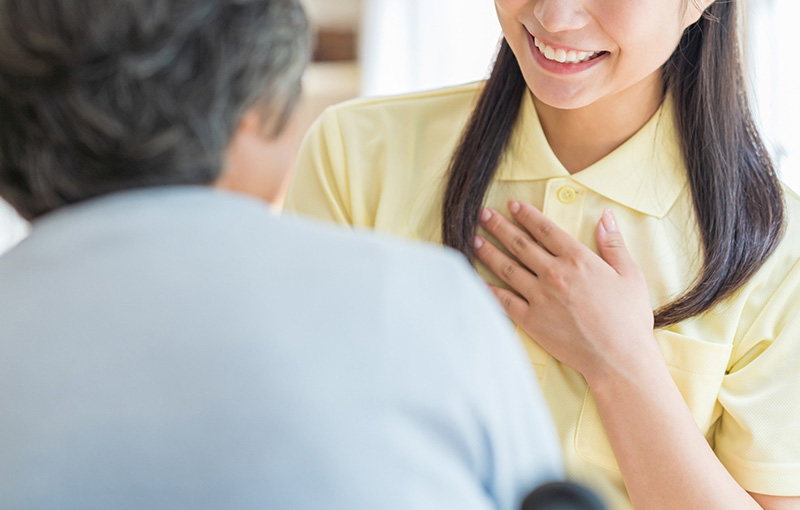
[2,0,798,254]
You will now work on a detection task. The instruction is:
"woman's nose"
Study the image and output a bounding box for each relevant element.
[533,0,591,34]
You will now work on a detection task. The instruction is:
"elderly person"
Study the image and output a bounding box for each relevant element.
[0,1,565,509]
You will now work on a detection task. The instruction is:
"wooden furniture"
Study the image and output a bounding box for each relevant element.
[314,29,357,62]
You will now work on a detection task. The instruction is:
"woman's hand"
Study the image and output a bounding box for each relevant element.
[474,200,661,386]
[477,200,782,510]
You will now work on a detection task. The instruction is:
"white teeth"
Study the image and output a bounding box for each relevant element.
[534,37,598,64]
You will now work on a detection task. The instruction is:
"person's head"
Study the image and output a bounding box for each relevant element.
[494,0,714,110]
[443,0,786,327]
[0,0,310,221]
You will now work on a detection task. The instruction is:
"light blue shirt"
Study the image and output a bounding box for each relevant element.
[0,187,562,509]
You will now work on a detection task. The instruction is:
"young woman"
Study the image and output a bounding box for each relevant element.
[285,1,800,508]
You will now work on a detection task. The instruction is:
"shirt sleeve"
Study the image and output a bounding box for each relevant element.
[715,258,800,496]
[284,107,353,226]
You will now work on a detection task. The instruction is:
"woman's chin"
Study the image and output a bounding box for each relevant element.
[519,74,600,110]
[528,86,601,111]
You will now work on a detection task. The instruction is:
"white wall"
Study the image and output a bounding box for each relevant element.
[303,0,362,29]
[745,0,800,193]
[0,200,27,255]
[360,0,502,96]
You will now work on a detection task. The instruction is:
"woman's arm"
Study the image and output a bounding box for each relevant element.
[586,343,759,509]
[474,201,800,510]
[752,494,800,510]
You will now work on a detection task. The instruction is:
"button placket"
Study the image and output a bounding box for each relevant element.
[542,179,586,238]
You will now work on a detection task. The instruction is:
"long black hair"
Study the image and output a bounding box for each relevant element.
[442,1,785,327]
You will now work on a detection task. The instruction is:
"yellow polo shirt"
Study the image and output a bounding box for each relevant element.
[285,82,800,508]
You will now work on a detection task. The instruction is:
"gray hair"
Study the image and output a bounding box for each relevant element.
[0,0,310,220]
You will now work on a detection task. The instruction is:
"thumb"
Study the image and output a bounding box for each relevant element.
[596,208,632,274]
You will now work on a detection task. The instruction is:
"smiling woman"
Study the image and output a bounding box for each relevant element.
[285,0,800,508]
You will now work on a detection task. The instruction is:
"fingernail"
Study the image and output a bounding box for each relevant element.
[473,236,485,250]
[480,208,493,223]
[602,208,619,233]
[508,201,521,215]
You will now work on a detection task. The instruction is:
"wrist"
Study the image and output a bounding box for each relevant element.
[583,332,665,393]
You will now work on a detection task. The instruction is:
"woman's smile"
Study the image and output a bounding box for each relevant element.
[496,0,695,109]
[528,32,608,75]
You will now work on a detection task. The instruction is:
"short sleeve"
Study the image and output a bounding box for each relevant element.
[284,108,353,225]
[715,259,800,496]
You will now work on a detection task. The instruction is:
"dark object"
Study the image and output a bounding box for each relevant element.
[314,29,357,62]
[522,482,606,510]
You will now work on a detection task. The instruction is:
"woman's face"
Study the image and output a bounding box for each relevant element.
[495,0,710,110]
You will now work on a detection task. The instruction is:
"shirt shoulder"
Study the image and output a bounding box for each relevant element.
[281,211,487,320]
[0,194,563,509]
[286,83,484,236]
[711,184,800,495]
[732,183,800,288]
[782,182,800,227]
[317,82,482,173]
[326,81,484,129]
[723,183,800,360]
[761,183,800,281]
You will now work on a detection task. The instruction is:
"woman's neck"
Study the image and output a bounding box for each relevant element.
[533,74,665,174]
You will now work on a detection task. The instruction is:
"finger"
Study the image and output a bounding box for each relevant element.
[478,207,550,274]
[473,235,537,295]
[595,208,634,275]
[488,284,530,322]
[507,201,577,257]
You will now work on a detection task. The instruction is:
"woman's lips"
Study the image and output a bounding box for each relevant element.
[527,32,608,75]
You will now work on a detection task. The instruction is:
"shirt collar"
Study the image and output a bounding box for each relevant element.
[497,91,688,218]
